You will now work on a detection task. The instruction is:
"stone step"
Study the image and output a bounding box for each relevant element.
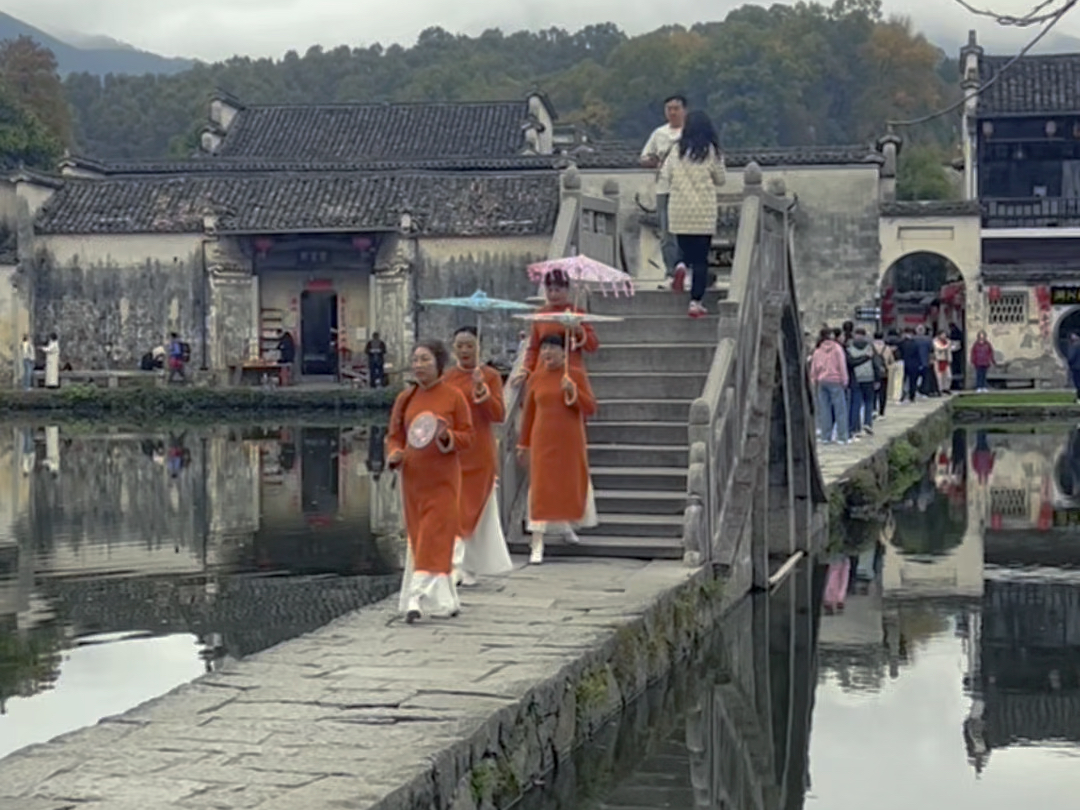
[579,513,684,539]
[594,489,687,515]
[595,398,692,422]
[588,443,689,468]
[591,288,727,317]
[508,534,684,560]
[591,465,687,492]
[589,372,707,400]
[587,421,688,446]
[592,314,720,345]
[588,344,714,373]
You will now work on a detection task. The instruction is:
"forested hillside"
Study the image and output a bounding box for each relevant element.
[56,0,959,160]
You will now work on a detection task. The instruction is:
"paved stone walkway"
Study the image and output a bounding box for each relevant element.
[1,560,694,810]
[814,397,949,487]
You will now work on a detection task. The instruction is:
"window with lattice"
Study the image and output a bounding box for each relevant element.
[990,488,1027,516]
[987,291,1027,324]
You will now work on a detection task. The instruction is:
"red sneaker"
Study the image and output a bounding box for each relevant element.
[672,264,687,292]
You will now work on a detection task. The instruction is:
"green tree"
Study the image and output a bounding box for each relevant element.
[897,144,958,200]
[0,36,72,147]
[0,83,62,168]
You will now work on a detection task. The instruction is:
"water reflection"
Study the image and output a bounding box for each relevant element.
[0,421,402,759]
[534,425,1080,809]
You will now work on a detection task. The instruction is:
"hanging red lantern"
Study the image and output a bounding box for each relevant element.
[253,236,274,256]
[987,286,1002,302]
[352,236,373,251]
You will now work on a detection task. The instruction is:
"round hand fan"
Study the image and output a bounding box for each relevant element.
[407,412,438,449]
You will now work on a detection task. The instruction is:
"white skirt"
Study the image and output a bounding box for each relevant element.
[526,481,598,534]
[454,488,514,577]
[397,546,460,618]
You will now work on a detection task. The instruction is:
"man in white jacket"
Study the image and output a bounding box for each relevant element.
[640,94,687,290]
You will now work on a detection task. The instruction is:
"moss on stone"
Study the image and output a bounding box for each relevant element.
[575,667,610,713]
[469,755,520,807]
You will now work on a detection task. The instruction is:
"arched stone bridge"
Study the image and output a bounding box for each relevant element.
[497,163,829,599]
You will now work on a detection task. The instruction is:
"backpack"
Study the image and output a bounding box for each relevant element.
[180,342,191,362]
[871,349,887,381]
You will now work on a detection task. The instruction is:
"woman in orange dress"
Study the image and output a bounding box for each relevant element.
[443,326,513,585]
[386,340,474,623]
[511,267,599,385]
[517,333,598,564]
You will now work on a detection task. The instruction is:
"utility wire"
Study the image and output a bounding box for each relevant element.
[887,0,1077,128]
[950,0,1065,27]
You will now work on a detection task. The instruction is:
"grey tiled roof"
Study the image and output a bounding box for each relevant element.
[215,101,535,160]
[64,154,561,176]
[60,143,883,177]
[880,200,982,217]
[978,54,1080,115]
[34,171,561,236]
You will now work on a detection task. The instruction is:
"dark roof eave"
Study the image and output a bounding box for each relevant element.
[215,226,399,236]
[974,109,1080,118]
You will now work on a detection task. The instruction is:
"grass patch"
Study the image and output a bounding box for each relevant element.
[952,391,1077,409]
[0,385,398,418]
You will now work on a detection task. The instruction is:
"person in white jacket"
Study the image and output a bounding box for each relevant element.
[659,110,725,318]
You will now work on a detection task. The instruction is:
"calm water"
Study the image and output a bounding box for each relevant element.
[528,425,1080,810]
[0,421,401,759]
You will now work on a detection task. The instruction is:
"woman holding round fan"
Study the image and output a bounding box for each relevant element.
[517,333,598,564]
[386,340,474,623]
[444,326,513,585]
[511,267,599,385]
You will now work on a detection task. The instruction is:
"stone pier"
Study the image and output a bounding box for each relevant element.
[0,400,950,810]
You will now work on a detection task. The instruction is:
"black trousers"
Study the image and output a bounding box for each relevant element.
[676,234,712,302]
[904,366,923,402]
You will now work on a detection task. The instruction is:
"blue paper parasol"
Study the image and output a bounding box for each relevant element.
[420,290,535,348]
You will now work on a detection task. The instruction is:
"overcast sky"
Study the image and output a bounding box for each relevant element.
[9,0,1080,61]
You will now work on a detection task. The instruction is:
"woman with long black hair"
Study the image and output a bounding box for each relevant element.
[659,110,726,318]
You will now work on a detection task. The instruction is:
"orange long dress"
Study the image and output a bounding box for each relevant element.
[523,304,600,374]
[386,380,474,615]
[443,364,506,535]
[518,365,597,522]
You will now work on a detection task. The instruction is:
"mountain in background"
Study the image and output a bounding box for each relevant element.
[0,11,193,76]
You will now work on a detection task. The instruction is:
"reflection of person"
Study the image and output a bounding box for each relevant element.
[512,268,599,386]
[444,327,512,585]
[517,334,598,564]
[823,556,850,614]
[366,426,384,480]
[386,340,474,623]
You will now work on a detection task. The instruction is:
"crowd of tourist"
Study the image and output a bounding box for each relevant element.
[808,321,997,446]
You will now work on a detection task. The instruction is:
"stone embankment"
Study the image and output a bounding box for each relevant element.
[0,399,950,810]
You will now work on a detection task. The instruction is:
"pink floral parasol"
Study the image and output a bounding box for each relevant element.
[527,256,634,297]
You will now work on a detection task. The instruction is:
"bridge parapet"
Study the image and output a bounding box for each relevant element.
[686,164,826,583]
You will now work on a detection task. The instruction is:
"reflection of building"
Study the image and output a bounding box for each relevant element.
[882,436,983,600]
[0,422,397,638]
[962,578,1080,773]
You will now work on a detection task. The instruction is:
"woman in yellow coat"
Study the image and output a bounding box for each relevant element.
[517,333,598,564]
[386,340,474,623]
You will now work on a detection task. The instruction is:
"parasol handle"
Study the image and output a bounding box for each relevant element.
[564,324,570,374]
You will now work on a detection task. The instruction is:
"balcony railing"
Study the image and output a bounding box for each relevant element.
[982,197,1080,229]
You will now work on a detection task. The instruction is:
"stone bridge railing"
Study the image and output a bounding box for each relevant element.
[684,164,824,579]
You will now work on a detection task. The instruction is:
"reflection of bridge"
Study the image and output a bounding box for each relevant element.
[518,563,821,810]
[40,571,400,660]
